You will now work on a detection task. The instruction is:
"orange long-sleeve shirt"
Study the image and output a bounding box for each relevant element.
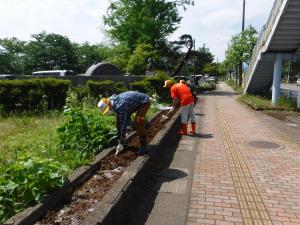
[170,83,194,106]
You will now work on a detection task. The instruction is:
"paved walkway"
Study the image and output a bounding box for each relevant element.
[187,82,300,225]
[130,82,300,225]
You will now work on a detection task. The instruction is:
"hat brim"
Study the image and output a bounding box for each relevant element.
[163,83,170,88]
[102,105,110,115]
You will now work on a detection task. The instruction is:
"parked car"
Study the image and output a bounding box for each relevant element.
[296,78,300,86]
[0,74,17,80]
[32,70,75,77]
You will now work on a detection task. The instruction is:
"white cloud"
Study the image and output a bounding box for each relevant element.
[0,0,275,60]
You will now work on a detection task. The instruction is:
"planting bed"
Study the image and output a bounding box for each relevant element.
[6,110,179,225]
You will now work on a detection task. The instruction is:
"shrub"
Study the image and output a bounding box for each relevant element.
[87,80,115,98]
[144,71,172,101]
[114,81,128,93]
[196,82,216,93]
[57,103,118,161]
[87,80,128,98]
[130,80,152,94]
[0,78,70,113]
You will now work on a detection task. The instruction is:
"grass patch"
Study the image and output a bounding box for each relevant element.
[0,113,62,166]
[226,79,243,94]
[239,94,297,111]
[195,82,216,93]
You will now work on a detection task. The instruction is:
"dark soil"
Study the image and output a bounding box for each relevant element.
[38,110,173,225]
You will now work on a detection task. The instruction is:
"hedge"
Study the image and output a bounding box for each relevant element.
[0,78,70,113]
[87,80,128,98]
[144,71,172,101]
[128,80,150,94]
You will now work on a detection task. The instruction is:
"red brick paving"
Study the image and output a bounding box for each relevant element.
[187,83,300,225]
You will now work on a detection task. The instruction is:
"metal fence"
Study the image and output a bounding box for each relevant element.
[281,88,300,109]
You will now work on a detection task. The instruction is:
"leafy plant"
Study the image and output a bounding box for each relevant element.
[57,94,118,162]
[0,153,69,223]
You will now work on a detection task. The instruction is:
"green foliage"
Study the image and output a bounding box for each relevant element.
[0,38,26,74]
[87,80,127,98]
[240,94,297,111]
[191,44,214,75]
[224,25,258,69]
[57,95,118,161]
[73,42,105,74]
[196,82,216,93]
[0,153,69,223]
[103,0,192,51]
[226,79,243,94]
[0,78,70,113]
[106,44,131,73]
[126,44,158,75]
[130,80,152,94]
[24,31,77,74]
[144,71,172,101]
[203,63,218,75]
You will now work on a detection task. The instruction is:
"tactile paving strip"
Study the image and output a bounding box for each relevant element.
[216,105,272,225]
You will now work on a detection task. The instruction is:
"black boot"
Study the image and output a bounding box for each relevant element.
[137,136,147,155]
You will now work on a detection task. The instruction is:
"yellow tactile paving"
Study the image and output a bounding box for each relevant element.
[216,105,272,224]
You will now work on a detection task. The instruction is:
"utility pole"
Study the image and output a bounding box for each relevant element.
[239,0,246,86]
[242,0,245,32]
[193,38,196,85]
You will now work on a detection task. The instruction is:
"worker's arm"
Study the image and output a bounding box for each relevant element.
[163,98,179,120]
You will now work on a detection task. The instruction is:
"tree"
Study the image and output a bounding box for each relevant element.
[192,44,214,74]
[224,25,258,86]
[126,43,158,75]
[172,34,193,76]
[103,0,193,51]
[73,42,105,74]
[0,38,26,74]
[203,63,218,75]
[24,31,77,73]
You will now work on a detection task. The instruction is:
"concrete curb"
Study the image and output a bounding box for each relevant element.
[81,111,181,225]
[5,111,180,225]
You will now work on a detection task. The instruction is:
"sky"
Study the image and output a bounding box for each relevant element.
[0,0,275,61]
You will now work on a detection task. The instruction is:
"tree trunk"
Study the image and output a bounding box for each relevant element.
[239,61,243,86]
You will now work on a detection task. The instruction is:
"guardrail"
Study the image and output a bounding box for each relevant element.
[244,0,286,89]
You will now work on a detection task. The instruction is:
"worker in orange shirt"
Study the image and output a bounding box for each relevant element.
[163,79,196,135]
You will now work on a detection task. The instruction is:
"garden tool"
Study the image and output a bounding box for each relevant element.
[161,106,175,122]
[115,143,124,156]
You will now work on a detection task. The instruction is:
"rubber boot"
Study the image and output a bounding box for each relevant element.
[137,136,147,155]
[190,122,196,135]
[177,124,187,135]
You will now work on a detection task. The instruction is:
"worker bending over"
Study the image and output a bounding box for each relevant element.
[98,91,151,155]
[163,79,196,135]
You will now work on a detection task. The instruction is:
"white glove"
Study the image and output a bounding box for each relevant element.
[115,143,124,156]
[170,106,175,112]
[162,115,169,121]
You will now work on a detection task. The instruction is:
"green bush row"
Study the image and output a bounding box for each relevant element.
[0,71,172,114]
[0,78,70,113]
[87,80,127,98]
[86,71,172,101]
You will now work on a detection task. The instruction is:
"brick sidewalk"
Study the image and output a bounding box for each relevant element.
[187,83,300,225]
